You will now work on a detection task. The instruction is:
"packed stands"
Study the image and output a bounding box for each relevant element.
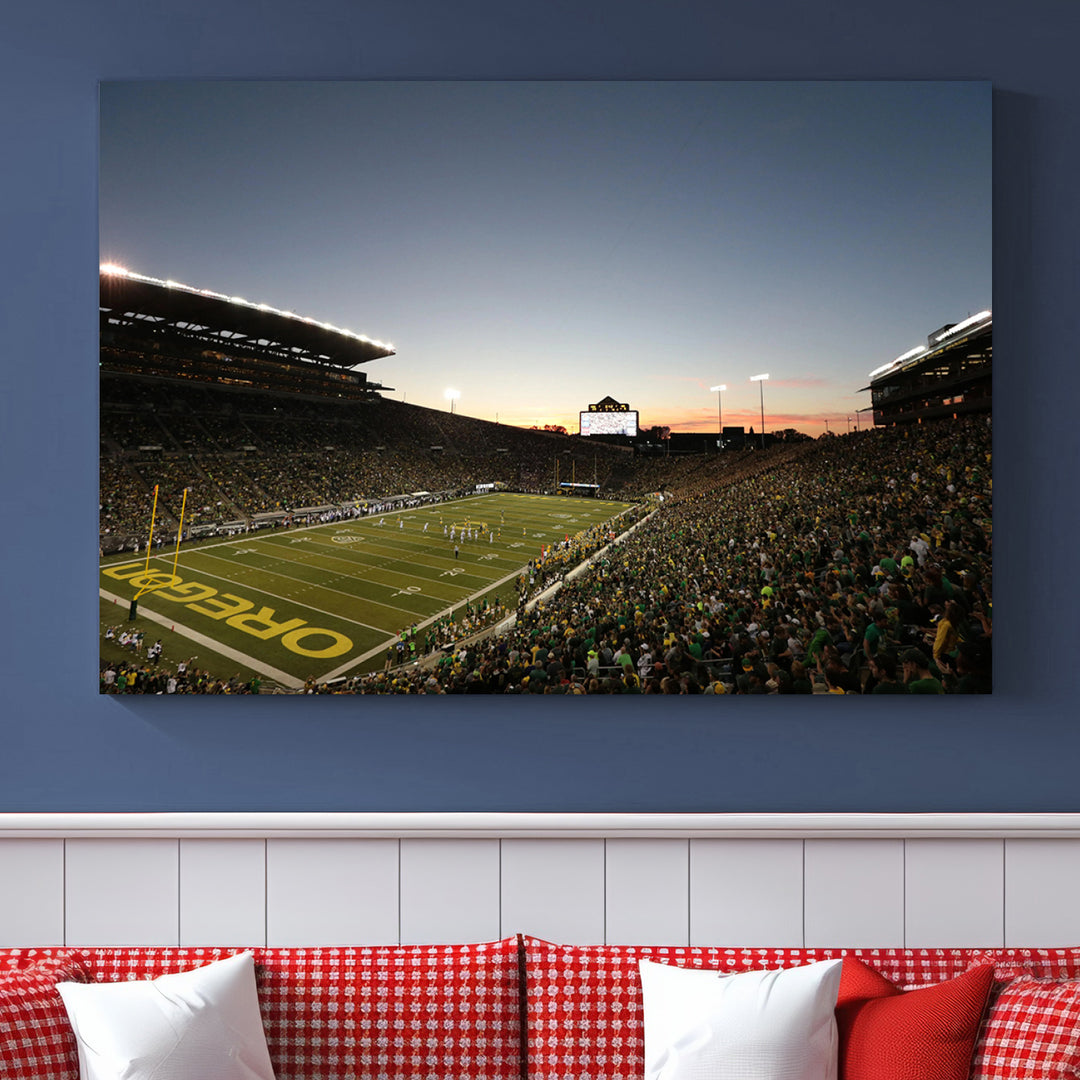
[100,376,638,551]
[323,415,992,696]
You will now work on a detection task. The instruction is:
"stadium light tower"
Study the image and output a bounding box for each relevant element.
[444,388,460,414]
[749,373,769,450]
[709,384,726,448]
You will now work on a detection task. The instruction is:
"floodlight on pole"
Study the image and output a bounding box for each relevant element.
[709,384,727,447]
[444,388,460,414]
[749,373,769,450]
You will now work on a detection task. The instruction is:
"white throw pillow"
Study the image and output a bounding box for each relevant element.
[57,951,276,1080]
[639,957,843,1080]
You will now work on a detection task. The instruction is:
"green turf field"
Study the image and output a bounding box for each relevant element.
[99,493,637,688]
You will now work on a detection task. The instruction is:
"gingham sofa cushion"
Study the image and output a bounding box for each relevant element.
[0,954,91,1080]
[521,937,975,1080]
[0,948,77,971]
[0,940,522,1080]
[971,977,1080,1080]
[970,948,1080,982]
[252,942,522,1080]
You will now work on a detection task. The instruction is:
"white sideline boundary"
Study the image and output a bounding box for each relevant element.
[99,588,303,689]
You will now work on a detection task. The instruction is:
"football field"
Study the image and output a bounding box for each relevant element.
[99,493,637,688]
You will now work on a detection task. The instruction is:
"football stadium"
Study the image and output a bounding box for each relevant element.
[100,267,992,696]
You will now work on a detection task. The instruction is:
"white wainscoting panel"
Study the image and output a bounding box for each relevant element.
[500,839,605,944]
[399,838,501,944]
[1005,839,1080,946]
[0,839,65,946]
[3,816,1080,951]
[904,839,1004,947]
[803,839,905,947]
[179,839,266,947]
[64,839,180,946]
[266,839,398,946]
[689,839,804,946]
[605,839,690,945]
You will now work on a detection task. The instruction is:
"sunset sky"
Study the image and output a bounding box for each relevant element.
[99,80,990,438]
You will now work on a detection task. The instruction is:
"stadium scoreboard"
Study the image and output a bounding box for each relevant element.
[580,395,638,437]
[580,411,639,436]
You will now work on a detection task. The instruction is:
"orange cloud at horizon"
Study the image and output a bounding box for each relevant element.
[491,407,871,440]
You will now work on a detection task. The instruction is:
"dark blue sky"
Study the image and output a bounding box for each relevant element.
[100,80,990,435]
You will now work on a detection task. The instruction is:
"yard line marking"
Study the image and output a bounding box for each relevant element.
[257,523,519,573]
[96,493,500,571]
[98,493,631,574]
[99,588,304,689]
[186,547,482,618]
[316,562,534,684]
[189,548,449,615]
[130,553,391,633]
[256,532,503,587]
[314,500,641,685]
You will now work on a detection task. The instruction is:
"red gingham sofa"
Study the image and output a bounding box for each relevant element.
[4,936,1080,1079]
[0,940,523,1080]
[521,937,1080,1080]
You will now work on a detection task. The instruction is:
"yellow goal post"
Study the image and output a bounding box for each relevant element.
[130,486,190,607]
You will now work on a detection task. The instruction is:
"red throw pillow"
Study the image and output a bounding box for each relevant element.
[0,955,91,1080]
[971,977,1080,1079]
[836,956,994,1080]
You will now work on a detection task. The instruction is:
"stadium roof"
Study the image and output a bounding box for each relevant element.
[100,265,395,368]
[862,309,991,389]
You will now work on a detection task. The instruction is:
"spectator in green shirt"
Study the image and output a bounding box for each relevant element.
[869,651,907,693]
[900,648,944,694]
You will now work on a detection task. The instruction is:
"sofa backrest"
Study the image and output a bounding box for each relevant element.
[521,937,1080,1080]
[6,938,1080,1080]
[1,939,523,1080]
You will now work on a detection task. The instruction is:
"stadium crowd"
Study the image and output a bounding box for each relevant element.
[325,414,991,695]
[98,627,265,695]
[99,658,265,695]
[101,381,634,547]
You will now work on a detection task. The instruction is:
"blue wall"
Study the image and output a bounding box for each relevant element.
[2,0,1076,812]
